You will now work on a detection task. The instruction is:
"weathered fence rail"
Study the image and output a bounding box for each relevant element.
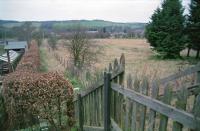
[74,54,200,131]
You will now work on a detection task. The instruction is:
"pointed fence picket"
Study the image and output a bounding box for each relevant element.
[73,54,200,131]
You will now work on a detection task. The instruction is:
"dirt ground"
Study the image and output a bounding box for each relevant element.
[54,39,196,80]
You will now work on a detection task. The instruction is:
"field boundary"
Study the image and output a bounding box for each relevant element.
[74,54,200,131]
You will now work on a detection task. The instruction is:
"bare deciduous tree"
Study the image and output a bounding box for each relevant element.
[48,33,57,50]
[67,28,102,69]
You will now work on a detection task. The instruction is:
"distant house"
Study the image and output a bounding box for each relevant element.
[0,50,20,74]
[4,41,28,53]
[0,41,27,75]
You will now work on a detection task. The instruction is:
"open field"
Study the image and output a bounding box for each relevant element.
[52,39,198,80]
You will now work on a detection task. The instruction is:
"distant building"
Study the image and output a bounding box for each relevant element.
[4,41,28,53]
[0,50,20,74]
[0,41,28,75]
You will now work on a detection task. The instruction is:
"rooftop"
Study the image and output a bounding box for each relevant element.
[4,41,28,50]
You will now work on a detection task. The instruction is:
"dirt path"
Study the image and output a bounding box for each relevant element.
[40,39,65,72]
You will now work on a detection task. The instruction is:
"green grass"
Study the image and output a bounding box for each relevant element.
[39,48,48,72]
[148,53,200,65]
[64,70,84,90]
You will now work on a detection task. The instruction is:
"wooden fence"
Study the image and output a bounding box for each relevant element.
[73,54,200,131]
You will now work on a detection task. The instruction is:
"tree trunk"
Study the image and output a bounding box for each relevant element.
[196,49,200,59]
[187,48,191,57]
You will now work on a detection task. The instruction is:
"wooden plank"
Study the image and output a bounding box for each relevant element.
[158,84,200,98]
[95,89,100,126]
[73,69,124,102]
[172,87,188,131]
[124,98,129,131]
[148,80,159,131]
[92,91,95,126]
[104,72,112,131]
[119,93,124,128]
[120,53,125,70]
[78,94,83,131]
[83,96,86,125]
[159,85,172,131]
[125,74,132,131]
[109,63,112,72]
[113,90,117,123]
[158,64,200,85]
[83,126,104,131]
[86,95,89,125]
[97,88,101,126]
[192,94,200,131]
[100,86,104,126]
[118,62,125,130]
[89,93,92,125]
[113,58,119,73]
[113,70,119,124]
[131,77,140,131]
[111,83,200,130]
[111,118,122,131]
[139,78,148,131]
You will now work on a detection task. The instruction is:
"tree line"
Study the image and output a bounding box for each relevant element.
[145,0,200,59]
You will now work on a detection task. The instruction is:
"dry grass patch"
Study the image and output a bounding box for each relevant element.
[50,38,196,79]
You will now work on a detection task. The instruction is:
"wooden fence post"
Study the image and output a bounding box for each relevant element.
[104,72,111,131]
[78,94,83,131]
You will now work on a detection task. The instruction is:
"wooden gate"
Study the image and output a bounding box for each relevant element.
[73,54,200,131]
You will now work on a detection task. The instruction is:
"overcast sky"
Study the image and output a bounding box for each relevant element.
[0,0,190,23]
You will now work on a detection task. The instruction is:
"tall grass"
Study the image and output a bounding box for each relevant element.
[39,48,48,72]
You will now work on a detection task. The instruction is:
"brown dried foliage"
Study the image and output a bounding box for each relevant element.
[16,41,40,72]
[2,41,74,130]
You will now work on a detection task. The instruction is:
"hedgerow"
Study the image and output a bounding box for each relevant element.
[2,40,74,130]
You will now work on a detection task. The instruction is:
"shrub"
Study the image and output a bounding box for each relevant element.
[2,40,74,130]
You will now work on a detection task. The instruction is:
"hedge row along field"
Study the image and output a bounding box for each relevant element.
[2,40,74,130]
[16,40,40,72]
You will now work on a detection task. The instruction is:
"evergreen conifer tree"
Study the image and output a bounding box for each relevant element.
[145,0,185,58]
[187,0,200,58]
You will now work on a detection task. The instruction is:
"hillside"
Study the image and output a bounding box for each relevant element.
[0,20,146,30]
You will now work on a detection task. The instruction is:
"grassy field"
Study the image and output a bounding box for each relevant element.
[54,39,198,80]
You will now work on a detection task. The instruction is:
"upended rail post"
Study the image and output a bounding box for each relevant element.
[104,72,111,131]
[78,94,83,131]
